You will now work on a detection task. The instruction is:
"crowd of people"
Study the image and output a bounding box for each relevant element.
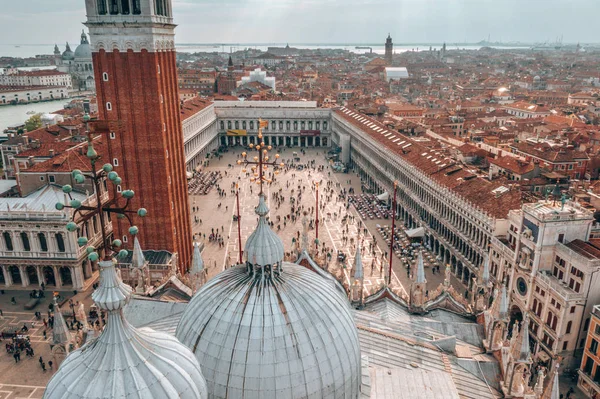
[348,194,390,219]
[188,171,222,195]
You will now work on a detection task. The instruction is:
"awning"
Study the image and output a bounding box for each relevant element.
[377,192,389,201]
[406,227,425,238]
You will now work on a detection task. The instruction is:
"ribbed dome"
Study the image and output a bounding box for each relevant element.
[244,194,284,267]
[44,259,208,399]
[176,263,361,399]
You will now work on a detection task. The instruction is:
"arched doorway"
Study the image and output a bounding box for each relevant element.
[0,269,4,285]
[59,267,72,286]
[43,266,56,286]
[26,266,38,285]
[9,266,21,285]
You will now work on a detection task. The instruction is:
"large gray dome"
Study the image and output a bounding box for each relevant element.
[74,43,91,60]
[176,262,362,399]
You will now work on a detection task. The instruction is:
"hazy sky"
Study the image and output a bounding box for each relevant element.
[2,0,597,45]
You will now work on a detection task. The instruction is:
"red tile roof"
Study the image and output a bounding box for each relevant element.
[335,106,522,219]
[24,140,106,173]
[180,97,212,120]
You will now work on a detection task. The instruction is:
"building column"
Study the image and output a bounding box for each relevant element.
[84,259,92,279]
[72,267,84,291]
[53,266,63,289]
[18,266,29,287]
[36,267,44,287]
[2,265,12,287]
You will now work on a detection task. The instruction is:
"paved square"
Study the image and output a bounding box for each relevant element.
[191,146,466,297]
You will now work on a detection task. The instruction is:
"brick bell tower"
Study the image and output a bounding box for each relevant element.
[84,0,192,270]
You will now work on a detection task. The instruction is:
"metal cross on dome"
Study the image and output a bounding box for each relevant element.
[237,118,284,195]
[54,114,147,263]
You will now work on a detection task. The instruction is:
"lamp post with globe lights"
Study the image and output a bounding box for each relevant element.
[236,118,284,260]
[55,114,148,266]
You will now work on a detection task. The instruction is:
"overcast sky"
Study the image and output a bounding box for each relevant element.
[2,0,597,45]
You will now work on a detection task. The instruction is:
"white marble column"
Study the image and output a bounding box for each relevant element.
[18,266,29,287]
[53,266,63,288]
[72,267,84,291]
[36,267,44,287]
[1,265,12,287]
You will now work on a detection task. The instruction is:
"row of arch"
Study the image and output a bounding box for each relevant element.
[220,119,328,133]
[0,265,72,287]
[351,152,485,291]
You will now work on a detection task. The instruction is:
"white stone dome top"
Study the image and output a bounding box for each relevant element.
[176,195,361,399]
[176,263,361,398]
[244,194,284,267]
[74,30,91,60]
[74,43,91,60]
[44,259,208,399]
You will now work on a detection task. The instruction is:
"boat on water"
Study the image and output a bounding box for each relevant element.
[26,110,37,115]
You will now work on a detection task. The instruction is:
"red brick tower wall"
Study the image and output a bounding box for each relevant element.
[92,48,192,271]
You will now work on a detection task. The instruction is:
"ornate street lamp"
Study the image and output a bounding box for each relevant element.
[55,114,147,263]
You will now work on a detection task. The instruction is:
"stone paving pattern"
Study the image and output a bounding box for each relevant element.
[191,147,466,297]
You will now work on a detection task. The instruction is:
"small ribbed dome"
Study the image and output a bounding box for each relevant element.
[44,259,208,399]
[62,42,74,61]
[244,194,284,267]
[176,195,361,399]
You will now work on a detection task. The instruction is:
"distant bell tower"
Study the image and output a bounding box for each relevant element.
[385,33,393,65]
[84,0,193,271]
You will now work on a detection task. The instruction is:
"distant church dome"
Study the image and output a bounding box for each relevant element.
[62,42,74,61]
[176,194,362,398]
[74,31,91,60]
[44,259,208,399]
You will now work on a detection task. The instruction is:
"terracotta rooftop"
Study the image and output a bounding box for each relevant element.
[180,97,212,121]
[335,107,522,219]
[489,156,536,175]
[566,239,600,260]
[24,139,106,174]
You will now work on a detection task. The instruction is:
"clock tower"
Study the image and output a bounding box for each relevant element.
[84,0,193,270]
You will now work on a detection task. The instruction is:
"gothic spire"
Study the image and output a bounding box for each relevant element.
[549,364,560,399]
[518,315,531,361]
[52,296,71,346]
[416,251,426,283]
[354,242,363,280]
[482,255,490,285]
[499,284,508,320]
[191,241,204,276]
[228,55,233,67]
[131,236,146,269]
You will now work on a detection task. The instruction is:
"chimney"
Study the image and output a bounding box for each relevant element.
[49,149,55,157]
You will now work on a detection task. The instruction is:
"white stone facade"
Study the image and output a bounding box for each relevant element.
[490,200,600,369]
[0,186,111,291]
[183,102,218,171]
[0,86,69,105]
[0,69,72,89]
[84,0,176,53]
